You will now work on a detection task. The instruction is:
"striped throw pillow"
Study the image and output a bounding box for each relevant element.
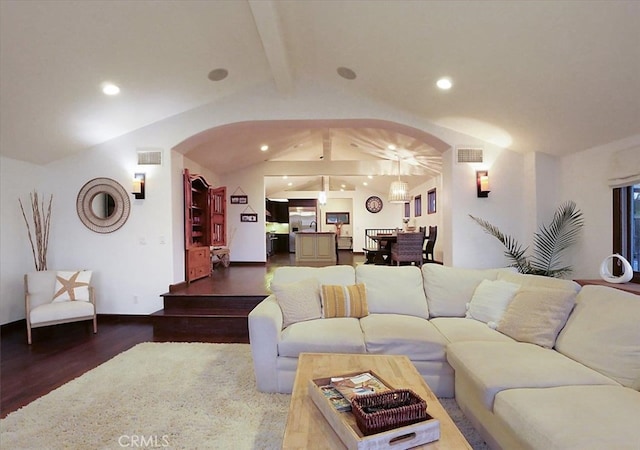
[321,284,368,318]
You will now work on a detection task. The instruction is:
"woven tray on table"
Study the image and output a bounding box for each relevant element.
[351,389,428,436]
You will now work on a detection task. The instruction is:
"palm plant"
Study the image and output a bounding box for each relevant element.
[469,201,584,278]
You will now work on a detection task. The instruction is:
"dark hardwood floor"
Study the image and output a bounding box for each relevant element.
[1,251,364,419]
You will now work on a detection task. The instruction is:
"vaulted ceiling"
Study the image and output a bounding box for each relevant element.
[2,1,638,195]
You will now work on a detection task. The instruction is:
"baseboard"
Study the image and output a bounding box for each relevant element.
[1,318,26,333]
[1,314,152,333]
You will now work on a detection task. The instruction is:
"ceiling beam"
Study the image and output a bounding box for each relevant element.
[322,128,332,161]
[248,0,294,94]
[262,160,437,177]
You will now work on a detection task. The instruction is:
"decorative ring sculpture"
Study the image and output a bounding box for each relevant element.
[599,254,633,283]
[76,177,131,233]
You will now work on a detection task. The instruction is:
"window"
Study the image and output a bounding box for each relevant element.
[326,212,350,224]
[427,188,436,214]
[414,195,422,217]
[613,184,640,283]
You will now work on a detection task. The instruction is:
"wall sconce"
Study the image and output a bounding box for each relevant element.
[476,170,490,198]
[132,173,145,199]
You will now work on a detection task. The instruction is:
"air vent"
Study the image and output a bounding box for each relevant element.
[457,148,483,163]
[137,149,162,165]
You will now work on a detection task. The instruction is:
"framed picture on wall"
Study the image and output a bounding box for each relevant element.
[427,188,437,214]
[230,195,248,204]
[240,213,258,222]
[326,212,350,224]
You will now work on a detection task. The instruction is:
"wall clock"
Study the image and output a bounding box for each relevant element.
[365,196,383,213]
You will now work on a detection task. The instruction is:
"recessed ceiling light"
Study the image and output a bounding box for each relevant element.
[287,182,292,186]
[208,68,229,81]
[337,67,357,80]
[260,145,269,151]
[282,175,288,179]
[387,144,396,150]
[102,83,120,96]
[437,77,453,90]
[368,175,373,179]
[363,182,368,186]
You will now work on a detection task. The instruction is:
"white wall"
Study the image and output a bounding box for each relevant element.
[0,157,47,322]
[561,135,640,279]
[408,176,443,260]
[42,137,176,316]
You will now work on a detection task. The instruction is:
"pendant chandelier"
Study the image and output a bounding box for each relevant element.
[388,156,410,203]
[318,176,327,205]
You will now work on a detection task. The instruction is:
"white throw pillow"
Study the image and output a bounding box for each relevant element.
[466,279,520,327]
[52,270,92,302]
[271,277,321,328]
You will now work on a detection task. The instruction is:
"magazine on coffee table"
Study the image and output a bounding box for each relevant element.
[318,385,352,412]
[329,372,391,403]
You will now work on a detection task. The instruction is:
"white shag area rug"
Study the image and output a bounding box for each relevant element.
[1,343,488,449]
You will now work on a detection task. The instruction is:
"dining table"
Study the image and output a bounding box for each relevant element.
[368,233,398,265]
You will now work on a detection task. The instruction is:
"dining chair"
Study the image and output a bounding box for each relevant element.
[423,226,439,264]
[390,232,424,267]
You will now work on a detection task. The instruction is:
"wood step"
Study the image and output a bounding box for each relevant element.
[160,294,265,315]
[151,313,250,343]
[153,293,267,343]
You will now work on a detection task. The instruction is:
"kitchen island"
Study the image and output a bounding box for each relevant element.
[294,232,336,264]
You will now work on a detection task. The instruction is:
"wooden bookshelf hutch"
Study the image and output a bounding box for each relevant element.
[183,169,226,282]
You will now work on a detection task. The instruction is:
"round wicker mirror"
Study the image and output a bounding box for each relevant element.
[76,178,130,233]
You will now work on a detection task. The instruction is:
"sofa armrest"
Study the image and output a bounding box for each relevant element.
[248,295,283,392]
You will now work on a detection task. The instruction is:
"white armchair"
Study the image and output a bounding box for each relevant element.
[24,270,97,344]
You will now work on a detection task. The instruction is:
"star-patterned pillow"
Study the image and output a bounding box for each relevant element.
[52,270,92,302]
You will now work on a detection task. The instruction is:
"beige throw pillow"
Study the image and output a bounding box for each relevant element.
[497,287,577,348]
[321,283,368,318]
[52,270,92,302]
[271,278,321,328]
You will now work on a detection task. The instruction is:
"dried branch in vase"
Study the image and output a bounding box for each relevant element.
[18,191,53,271]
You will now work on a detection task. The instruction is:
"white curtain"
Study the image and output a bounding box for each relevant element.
[608,146,640,188]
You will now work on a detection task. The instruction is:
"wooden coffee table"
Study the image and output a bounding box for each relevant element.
[283,352,472,449]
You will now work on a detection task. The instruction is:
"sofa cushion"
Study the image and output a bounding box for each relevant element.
[497,287,577,348]
[422,265,512,317]
[430,317,515,344]
[494,385,640,450]
[30,300,95,325]
[271,265,355,286]
[355,265,428,318]
[321,283,368,318]
[360,314,448,361]
[278,317,366,357]
[555,285,640,389]
[446,341,618,410]
[52,270,92,302]
[465,279,520,327]
[271,277,321,328]
[496,271,580,292]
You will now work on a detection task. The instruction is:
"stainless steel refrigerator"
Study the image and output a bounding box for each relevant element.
[288,207,317,252]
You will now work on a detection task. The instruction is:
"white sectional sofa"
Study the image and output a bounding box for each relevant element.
[248,264,640,449]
